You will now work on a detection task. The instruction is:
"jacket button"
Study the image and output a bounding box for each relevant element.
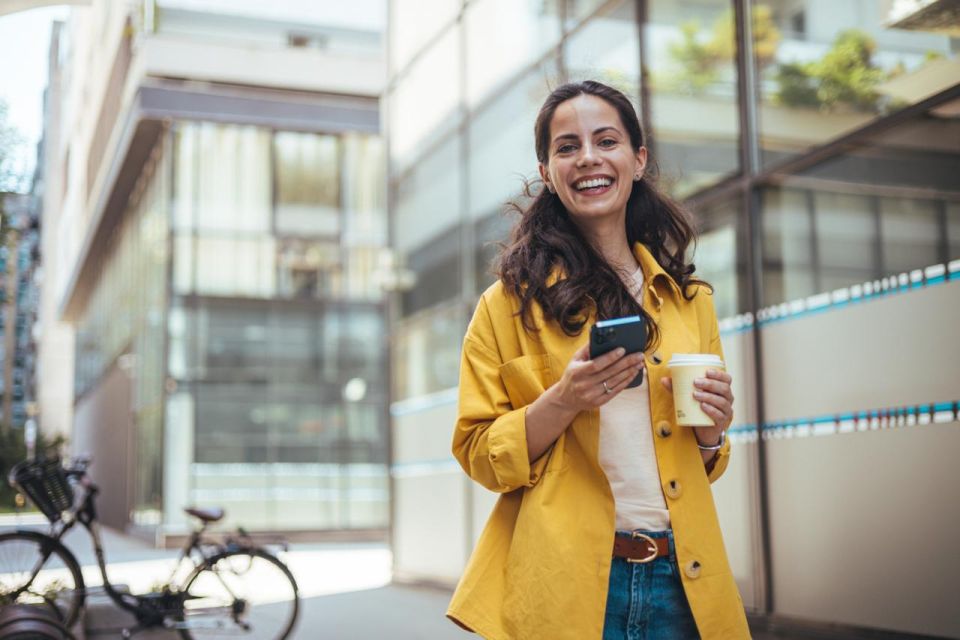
[656,421,672,438]
[664,479,682,499]
[684,560,702,579]
[652,352,663,365]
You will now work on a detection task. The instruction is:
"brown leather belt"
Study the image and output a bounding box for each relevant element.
[612,532,670,564]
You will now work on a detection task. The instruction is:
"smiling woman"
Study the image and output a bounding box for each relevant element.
[447,81,749,640]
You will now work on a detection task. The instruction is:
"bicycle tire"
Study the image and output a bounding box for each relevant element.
[0,604,76,639]
[178,548,299,640]
[0,531,86,628]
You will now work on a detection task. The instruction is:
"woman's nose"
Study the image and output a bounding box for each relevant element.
[576,142,602,167]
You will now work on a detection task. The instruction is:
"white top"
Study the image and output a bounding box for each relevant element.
[597,267,670,531]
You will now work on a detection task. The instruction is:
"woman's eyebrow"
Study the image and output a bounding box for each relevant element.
[593,126,620,136]
[552,126,621,145]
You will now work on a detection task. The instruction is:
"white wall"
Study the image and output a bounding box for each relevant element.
[391,277,960,637]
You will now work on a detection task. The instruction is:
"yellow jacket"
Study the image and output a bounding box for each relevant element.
[447,243,750,640]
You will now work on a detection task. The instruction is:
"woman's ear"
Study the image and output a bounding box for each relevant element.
[634,147,648,180]
[539,163,555,194]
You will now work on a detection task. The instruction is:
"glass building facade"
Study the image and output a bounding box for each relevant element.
[75,122,387,532]
[387,0,960,632]
[388,0,958,373]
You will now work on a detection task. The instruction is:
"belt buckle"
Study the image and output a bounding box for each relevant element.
[627,532,659,564]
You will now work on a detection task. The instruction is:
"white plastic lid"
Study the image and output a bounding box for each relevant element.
[667,353,724,367]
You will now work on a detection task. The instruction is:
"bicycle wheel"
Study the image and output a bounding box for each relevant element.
[0,531,85,628]
[179,548,299,640]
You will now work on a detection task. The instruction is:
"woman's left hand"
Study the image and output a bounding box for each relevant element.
[660,368,734,446]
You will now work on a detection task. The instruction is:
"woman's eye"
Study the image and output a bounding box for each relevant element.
[599,138,617,147]
[557,144,577,154]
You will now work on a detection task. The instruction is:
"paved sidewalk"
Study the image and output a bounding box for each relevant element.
[1,513,818,639]
[0,513,465,639]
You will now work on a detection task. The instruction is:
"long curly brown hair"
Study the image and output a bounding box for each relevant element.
[497,81,709,346]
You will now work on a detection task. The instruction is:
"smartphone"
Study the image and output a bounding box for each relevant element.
[589,315,647,388]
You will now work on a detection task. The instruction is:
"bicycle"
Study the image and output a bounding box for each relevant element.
[0,457,300,639]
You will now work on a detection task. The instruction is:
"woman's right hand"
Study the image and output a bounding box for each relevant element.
[549,344,646,413]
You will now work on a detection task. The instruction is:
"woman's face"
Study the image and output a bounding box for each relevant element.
[539,94,646,227]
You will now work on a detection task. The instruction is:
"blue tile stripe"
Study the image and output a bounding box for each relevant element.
[726,400,959,442]
[718,260,958,337]
[391,403,958,477]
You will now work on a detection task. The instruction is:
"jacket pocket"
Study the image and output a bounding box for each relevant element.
[498,354,555,409]
[499,354,567,475]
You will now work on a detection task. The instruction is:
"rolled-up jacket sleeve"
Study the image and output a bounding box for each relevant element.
[451,298,550,493]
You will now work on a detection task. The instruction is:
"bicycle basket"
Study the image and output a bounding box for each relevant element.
[8,458,74,523]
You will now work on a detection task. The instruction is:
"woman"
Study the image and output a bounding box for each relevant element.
[446,81,750,640]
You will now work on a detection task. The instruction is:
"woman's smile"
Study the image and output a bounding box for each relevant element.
[572,173,615,196]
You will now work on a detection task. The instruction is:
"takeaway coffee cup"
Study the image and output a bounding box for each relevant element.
[667,353,725,427]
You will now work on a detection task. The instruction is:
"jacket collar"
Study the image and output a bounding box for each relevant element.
[545,242,681,309]
[632,242,681,309]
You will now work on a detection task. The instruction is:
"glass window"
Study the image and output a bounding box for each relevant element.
[392,302,466,400]
[464,0,562,108]
[194,236,277,298]
[342,133,386,247]
[762,186,817,306]
[395,134,462,315]
[564,0,611,28]
[790,97,960,195]
[754,0,959,166]
[564,0,639,105]
[468,60,560,220]
[172,233,194,294]
[814,191,879,292]
[389,25,461,173]
[474,210,515,295]
[194,123,271,234]
[275,132,340,236]
[342,133,387,301]
[949,202,960,261]
[644,0,740,198]
[692,196,745,319]
[389,0,461,75]
[276,239,341,299]
[172,125,197,232]
[879,197,940,275]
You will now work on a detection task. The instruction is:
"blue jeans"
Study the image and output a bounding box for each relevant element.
[602,530,700,640]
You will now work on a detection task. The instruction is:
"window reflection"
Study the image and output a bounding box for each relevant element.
[195,124,271,233]
[277,239,341,299]
[691,197,745,319]
[464,0,562,108]
[468,61,559,220]
[389,26,461,173]
[761,184,956,307]
[645,0,740,198]
[389,0,460,75]
[275,132,340,236]
[396,135,462,316]
[185,301,388,530]
[393,302,465,400]
[754,1,958,166]
[194,236,277,297]
[564,0,639,105]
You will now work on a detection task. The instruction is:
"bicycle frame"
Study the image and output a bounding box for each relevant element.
[8,460,297,637]
[39,474,238,629]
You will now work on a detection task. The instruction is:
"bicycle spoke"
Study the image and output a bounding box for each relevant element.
[179,550,298,639]
[0,532,85,626]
